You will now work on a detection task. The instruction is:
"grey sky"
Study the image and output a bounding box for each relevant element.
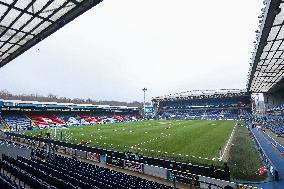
[0,0,263,102]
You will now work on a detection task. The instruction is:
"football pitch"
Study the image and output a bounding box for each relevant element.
[23,120,235,165]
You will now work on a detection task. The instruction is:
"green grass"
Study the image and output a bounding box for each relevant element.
[227,125,266,181]
[22,120,235,166]
[21,120,266,181]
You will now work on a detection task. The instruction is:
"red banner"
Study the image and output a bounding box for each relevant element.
[87,152,100,162]
[124,160,143,173]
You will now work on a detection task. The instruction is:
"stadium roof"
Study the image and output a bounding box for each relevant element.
[152,89,249,101]
[0,99,139,110]
[248,0,284,93]
[0,0,103,68]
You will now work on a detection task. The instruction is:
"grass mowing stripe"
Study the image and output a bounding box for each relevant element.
[22,120,235,167]
[139,120,235,163]
[22,120,265,181]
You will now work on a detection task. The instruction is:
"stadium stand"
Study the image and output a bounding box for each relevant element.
[78,113,103,124]
[55,112,82,126]
[153,89,251,121]
[0,172,24,189]
[0,152,172,189]
[3,0,281,187]
[205,109,222,120]
[0,99,141,130]
[245,1,284,186]
[256,114,284,137]
[26,112,65,128]
[222,109,239,120]
[157,108,246,121]
[1,112,31,131]
[112,114,129,122]
[271,103,284,112]
[5,132,229,182]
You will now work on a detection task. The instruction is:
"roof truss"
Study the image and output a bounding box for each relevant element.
[0,0,103,68]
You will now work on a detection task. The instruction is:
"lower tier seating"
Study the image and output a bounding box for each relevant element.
[157,108,247,120]
[78,113,103,124]
[26,113,65,127]
[112,114,129,122]
[0,171,24,189]
[55,112,81,126]
[1,112,31,131]
[0,154,171,189]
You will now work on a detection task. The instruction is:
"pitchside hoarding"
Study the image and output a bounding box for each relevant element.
[124,160,143,172]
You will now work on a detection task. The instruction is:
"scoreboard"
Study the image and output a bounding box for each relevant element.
[144,106,153,113]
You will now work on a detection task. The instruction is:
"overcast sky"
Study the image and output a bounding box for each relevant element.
[0,0,263,102]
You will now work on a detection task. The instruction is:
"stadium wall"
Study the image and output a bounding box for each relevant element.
[0,140,31,159]
[143,164,168,179]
